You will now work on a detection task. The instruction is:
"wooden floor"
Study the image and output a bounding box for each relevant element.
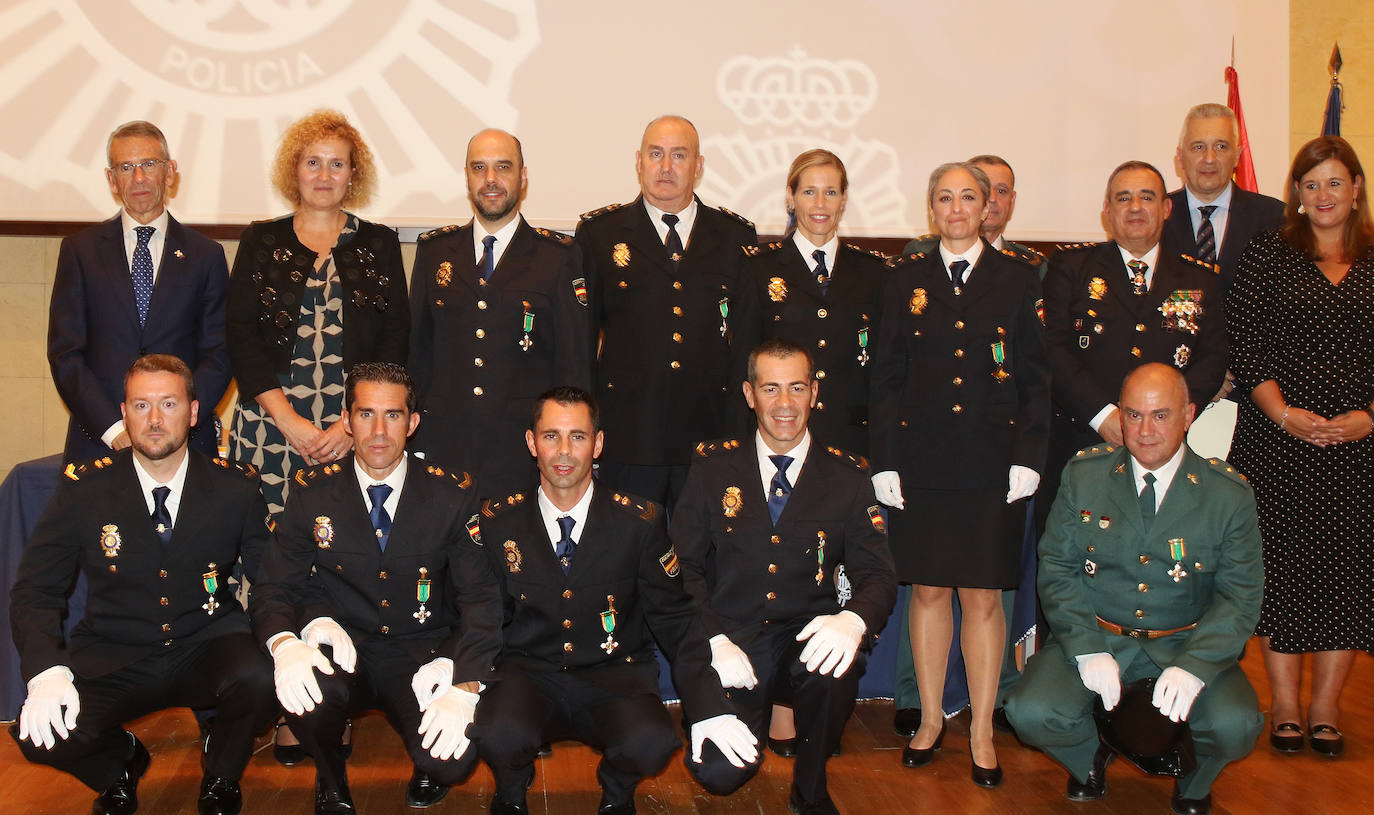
[2,643,1371,814]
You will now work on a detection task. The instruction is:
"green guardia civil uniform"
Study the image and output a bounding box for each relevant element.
[1004,444,1263,800]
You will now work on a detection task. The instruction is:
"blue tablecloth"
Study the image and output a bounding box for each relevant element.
[0,454,75,720]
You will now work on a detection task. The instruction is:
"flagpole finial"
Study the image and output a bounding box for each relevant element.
[1329,43,1343,79]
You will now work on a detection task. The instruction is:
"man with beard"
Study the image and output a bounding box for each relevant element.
[9,354,275,815]
[576,115,758,510]
[409,129,593,497]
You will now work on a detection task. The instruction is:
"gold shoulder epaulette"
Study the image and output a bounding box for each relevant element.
[1001,244,1046,266]
[717,206,755,229]
[694,439,741,458]
[741,245,760,257]
[579,202,626,221]
[886,252,924,269]
[1206,458,1250,485]
[292,462,344,489]
[418,224,461,241]
[480,491,527,518]
[1072,444,1117,460]
[611,491,659,521]
[1180,253,1221,274]
[63,454,113,481]
[212,457,258,478]
[825,445,871,472]
[843,242,888,261]
[532,226,574,246]
[422,464,473,490]
[1054,241,1100,252]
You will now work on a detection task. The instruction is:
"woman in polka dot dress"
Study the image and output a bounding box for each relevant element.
[1227,135,1374,758]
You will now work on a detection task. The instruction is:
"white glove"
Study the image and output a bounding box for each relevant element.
[871,471,905,509]
[796,610,866,677]
[708,635,758,689]
[18,666,80,750]
[1006,465,1040,503]
[411,657,456,710]
[418,686,479,760]
[302,616,357,674]
[1075,652,1121,711]
[690,713,759,768]
[1153,667,1205,722]
[271,636,334,715]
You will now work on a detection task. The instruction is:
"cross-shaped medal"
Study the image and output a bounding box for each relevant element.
[413,604,431,624]
[202,596,219,615]
[1167,562,1188,583]
[601,634,619,654]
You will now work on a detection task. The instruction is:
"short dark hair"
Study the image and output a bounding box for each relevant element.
[1105,160,1167,200]
[345,362,416,413]
[124,354,195,403]
[967,154,1014,185]
[747,338,814,382]
[531,386,600,432]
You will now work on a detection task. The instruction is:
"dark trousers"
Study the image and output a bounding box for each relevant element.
[10,631,274,791]
[686,623,865,805]
[287,643,479,794]
[475,661,679,807]
[596,462,692,516]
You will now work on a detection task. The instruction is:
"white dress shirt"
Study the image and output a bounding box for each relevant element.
[354,453,408,521]
[938,237,985,284]
[644,198,698,248]
[1185,183,1234,255]
[1130,444,1187,513]
[473,216,522,274]
[791,231,840,280]
[132,449,191,526]
[754,430,811,501]
[537,481,595,553]
[119,208,170,283]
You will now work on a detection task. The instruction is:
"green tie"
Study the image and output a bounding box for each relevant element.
[1139,472,1157,522]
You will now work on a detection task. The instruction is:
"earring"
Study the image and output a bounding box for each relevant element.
[1297,204,1305,215]
[1354,201,1359,210]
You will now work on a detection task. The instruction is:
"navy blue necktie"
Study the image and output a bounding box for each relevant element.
[950,258,969,294]
[478,235,496,283]
[663,213,684,265]
[555,515,576,574]
[767,454,793,525]
[367,484,393,551]
[132,225,155,324]
[1196,205,1218,263]
[813,249,829,293]
[151,486,172,546]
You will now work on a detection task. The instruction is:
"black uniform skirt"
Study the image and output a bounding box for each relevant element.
[887,487,1024,589]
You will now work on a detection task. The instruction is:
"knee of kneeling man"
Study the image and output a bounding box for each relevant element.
[684,753,759,796]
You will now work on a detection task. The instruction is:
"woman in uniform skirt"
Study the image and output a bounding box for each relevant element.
[870,162,1050,786]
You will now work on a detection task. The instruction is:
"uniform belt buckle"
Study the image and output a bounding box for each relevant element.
[1124,626,1147,639]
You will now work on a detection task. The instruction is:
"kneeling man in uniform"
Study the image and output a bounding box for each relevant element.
[1005,362,1262,815]
[10,354,275,815]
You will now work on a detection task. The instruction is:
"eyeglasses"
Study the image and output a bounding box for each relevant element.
[110,158,168,175]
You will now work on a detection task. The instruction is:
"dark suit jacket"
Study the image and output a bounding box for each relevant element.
[251,455,502,683]
[408,218,593,495]
[576,196,758,465]
[48,214,230,461]
[10,449,268,681]
[870,242,1050,488]
[479,484,728,718]
[732,241,888,455]
[226,214,409,401]
[671,439,896,648]
[1162,185,1285,292]
[1038,445,1261,685]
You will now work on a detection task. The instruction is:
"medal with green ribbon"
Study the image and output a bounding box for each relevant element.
[519,309,535,351]
[857,327,870,367]
[990,340,1010,382]
[201,564,219,616]
[815,530,827,585]
[718,297,730,337]
[414,567,432,624]
[600,595,619,654]
[1169,538,1186,561]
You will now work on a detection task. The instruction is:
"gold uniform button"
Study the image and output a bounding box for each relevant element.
[955,320,965,330]
[817,339,826,348]
[954,348,965,358]
[563,642,574,652]
[672,332,683,343]
[672,306,683,316]
[1087,544,1095,552]
[379,571,388,579]
[475,328,486,338]
[766,592,777,601]
[434,299,444,307]
[161,623,171,632]
[1131,346,1142,357]
[477,300,487,310]
[474,386,484,396]
[952,376,963,386]
[562,589,574,599]
[381,599,390,607]
[816,370,826,379]
[771,535,781,544]
[768,564,778,574]
[562,619,573,629]
[1137,583,1149,592]
[159,570,168,578]
[163,640,173,647]
[160,597,168,606]
[673,281,683,290]
[1140,555,1150,564]
[1135,610,1145,619]
[951,404,963,413]
[381,625,390,634]
[817,308,829,318]
[1135,323,1146,332]
[109,564,117,573]
[474,357,484,366]
[619,280,628,288]
[670,360,681,369]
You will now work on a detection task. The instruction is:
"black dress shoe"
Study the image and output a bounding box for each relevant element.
[91,733,151,815]
[404,770,450,808]
[536,741,553,757]
[991,707,1016,735]
[970,752,1003,788]
[1065,743,1113,802]
[489,796,529,815]
[892,707,920,737]
[768,736,798,757]
[1269,721,1304,752]
[1309,723,1344,756]
[315,784,355,815]
[1169,783,1212,815]
[900,721,945,768]
[787,784,841,815]
[197,776,242,815]
[273,723,306,767]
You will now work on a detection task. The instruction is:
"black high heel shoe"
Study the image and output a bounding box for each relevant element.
[1309,724,1344,756]
[970,747,1003,788]
[1269,721,1303,753]
[273,723,305,766]
[901,721,946,768]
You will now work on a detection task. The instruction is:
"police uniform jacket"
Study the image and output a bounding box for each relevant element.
[48,215,230,460]
[1043,241,1228,432]
[869,242,1050,489]
[226,214,409,400]
[408,218,593,493]
[10,449,268,682]
[250,455,502,683]
[479,484,729,718]
[733,240,887,455]
[670,439,896,648]
[1038,445,1261,686]
[575,196,758,465]
[905,233,1048,280]
[1162,186,1285,292]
